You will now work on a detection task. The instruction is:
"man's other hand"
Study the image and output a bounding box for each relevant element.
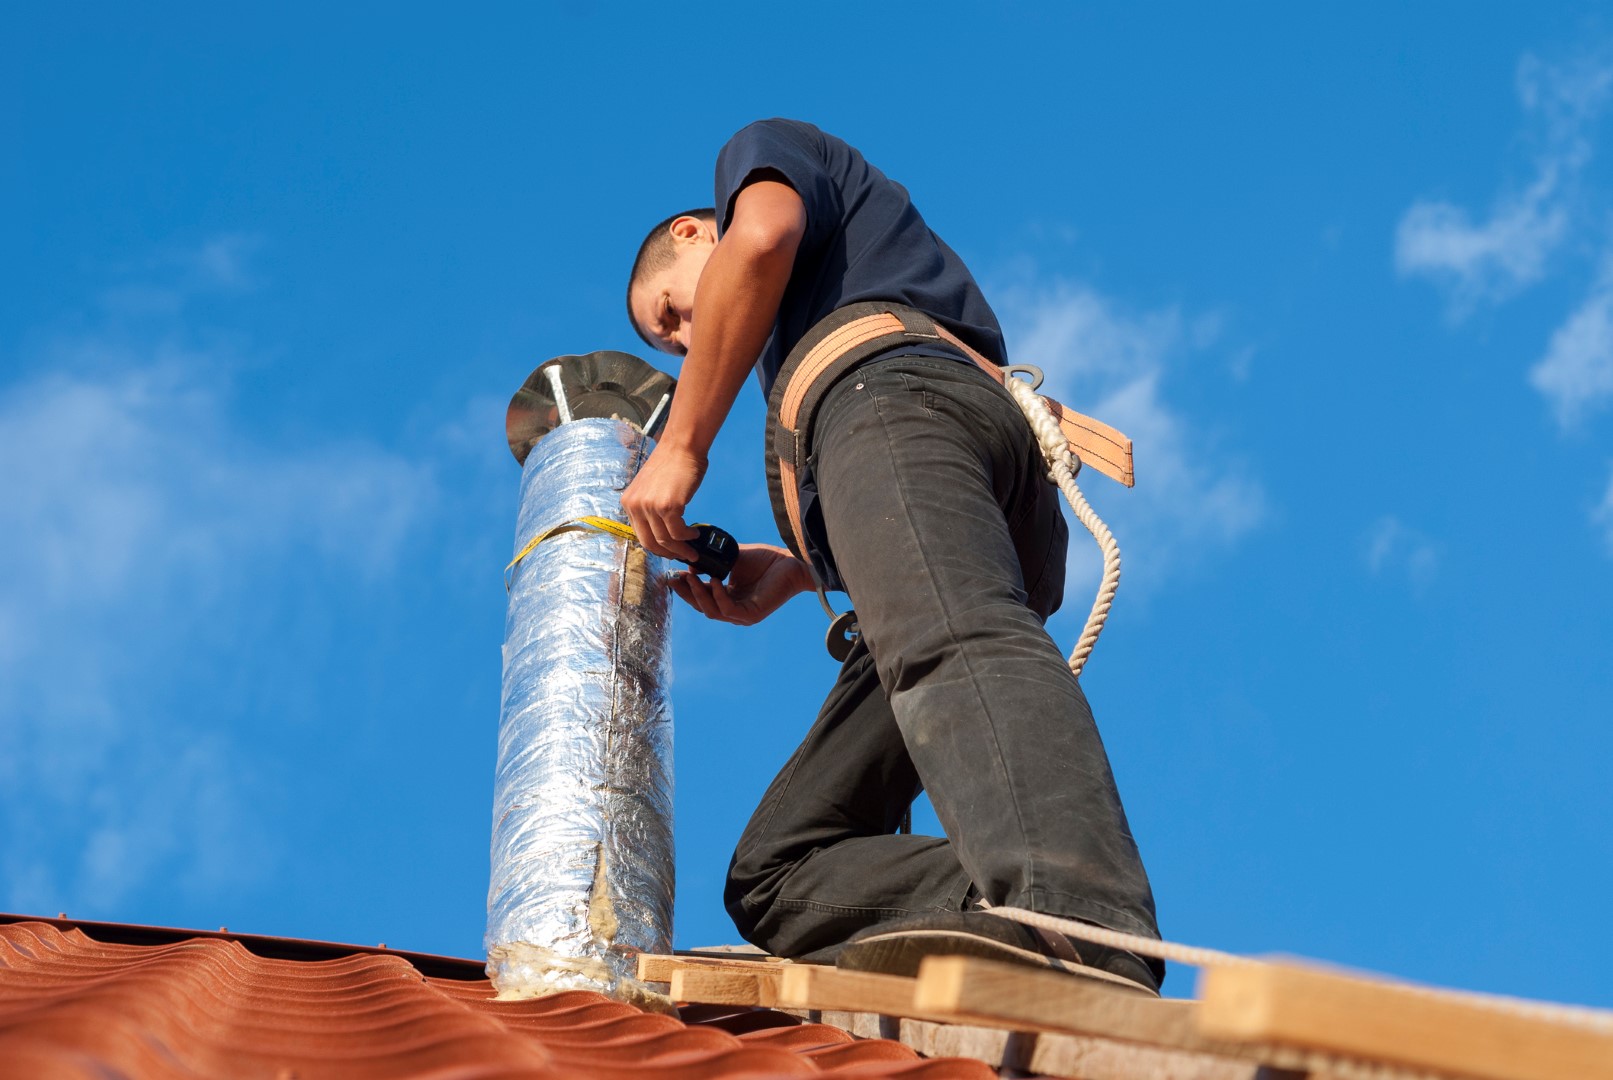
[622,443,705,562]
[671,543,812,625]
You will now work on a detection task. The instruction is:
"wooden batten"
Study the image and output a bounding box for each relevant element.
[668,965,784,1008]
[638,952,787,984]
[1198,960,1613,1080]
[777,965,945,1021]
[913,955,1207,1048]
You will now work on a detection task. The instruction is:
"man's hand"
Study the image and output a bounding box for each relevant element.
[621,443,706,562]
[671,543,812,625]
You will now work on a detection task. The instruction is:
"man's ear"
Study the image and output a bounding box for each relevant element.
[669,215,718,246]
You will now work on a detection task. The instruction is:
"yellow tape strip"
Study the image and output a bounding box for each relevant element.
[504,515,639,591]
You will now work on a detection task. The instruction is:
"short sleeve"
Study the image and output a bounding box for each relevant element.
[713,119,840,246]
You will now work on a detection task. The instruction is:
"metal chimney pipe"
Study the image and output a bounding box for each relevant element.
[486,352,677,1008]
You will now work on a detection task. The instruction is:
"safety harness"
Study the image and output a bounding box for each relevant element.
[763,301,1136,667]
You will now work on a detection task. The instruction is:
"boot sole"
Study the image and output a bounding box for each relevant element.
[836,928,1159,996]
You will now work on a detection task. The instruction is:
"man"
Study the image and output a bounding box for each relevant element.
[622,119,1164,992]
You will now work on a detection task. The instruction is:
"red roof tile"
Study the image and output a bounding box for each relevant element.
[0,918,996,1080]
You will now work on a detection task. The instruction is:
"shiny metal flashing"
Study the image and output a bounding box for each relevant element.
[486,418,675,1007]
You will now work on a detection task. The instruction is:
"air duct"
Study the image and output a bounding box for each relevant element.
[486,351,678,1008]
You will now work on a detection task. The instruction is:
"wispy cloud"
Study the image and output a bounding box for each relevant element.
[1394,52,1613,316]
[1393,175,1566,313]
[1595,468,1613,554]
[100,233,263,316]
[996,281,1265,599]
[187,234,261,290]
[0,239,435,914]
[1398,48,1613,556]
[1365,515,1441,592]
[1530,254,1613,427]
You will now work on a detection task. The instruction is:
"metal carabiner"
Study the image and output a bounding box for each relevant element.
[1002,364,1044,392]
[826,610,860,662]
[815,585,861,661]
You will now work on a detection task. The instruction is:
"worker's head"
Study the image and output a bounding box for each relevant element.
[626,208,718,356]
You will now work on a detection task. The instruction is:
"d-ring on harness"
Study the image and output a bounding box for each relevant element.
[764,302,1136,673]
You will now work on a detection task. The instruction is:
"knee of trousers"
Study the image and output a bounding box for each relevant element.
[721,863,854,961]
[722,846,783,945]
[723,842,839,957]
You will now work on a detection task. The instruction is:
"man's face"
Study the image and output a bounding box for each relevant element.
[629,219,717,356]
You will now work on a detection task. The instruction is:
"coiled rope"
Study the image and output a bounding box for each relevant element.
[1002,374,1121,679]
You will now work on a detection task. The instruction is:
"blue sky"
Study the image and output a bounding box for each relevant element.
[5,4,1612,1007]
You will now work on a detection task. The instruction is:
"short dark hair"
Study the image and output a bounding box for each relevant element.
[626,208,716,348]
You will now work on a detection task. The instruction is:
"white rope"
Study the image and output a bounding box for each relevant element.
[983,904,1253,970]
[1002,375,1120,679]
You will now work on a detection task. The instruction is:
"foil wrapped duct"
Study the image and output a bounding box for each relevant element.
[487,417,675,1007]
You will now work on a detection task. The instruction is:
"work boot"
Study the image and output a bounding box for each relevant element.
[835,910,1162,995]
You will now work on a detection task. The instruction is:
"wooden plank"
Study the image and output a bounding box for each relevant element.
[912,955,1210,1050]
[776,965,935,1018]
[1197,960,1613,1080]
[668,965,783,1008]
[781,1008,1270,1080]
[638,952,784,984]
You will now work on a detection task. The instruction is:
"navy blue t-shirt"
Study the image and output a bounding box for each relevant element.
[714,119,1006,398]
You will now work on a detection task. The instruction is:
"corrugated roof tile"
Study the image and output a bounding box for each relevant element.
[0,919,998,1080]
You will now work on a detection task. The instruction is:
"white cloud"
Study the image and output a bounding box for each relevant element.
[1595,468,1613,554]
[1397,48,1613,557]
[1394,52,1613,315]
[1393,176,1567,310]
[0,241,436,913]
[1365,515,1441,591]
[100,233,262,315]
[1530,255,1613,427]
[0,358,428,612]
[1517,51,1613,153]
[188,234,260,290]
[997,281,1265,599]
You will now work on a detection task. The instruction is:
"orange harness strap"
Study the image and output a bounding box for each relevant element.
[763,302,1135,567]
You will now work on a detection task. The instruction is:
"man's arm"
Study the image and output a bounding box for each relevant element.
[622,178,806,560]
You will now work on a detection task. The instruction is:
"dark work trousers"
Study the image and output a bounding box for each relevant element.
[724,355,1161,962]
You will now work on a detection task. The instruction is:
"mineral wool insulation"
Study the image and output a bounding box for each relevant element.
[487,417,674,1007]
